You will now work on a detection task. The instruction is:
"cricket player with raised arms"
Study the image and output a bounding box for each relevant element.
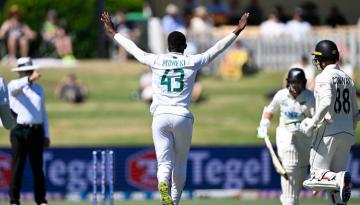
[299,40,359,204]
[101,11,249,205]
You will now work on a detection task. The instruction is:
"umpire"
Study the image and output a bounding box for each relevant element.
[8,57,49,205]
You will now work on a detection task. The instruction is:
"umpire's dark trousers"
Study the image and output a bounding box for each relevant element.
[9,124,47,205]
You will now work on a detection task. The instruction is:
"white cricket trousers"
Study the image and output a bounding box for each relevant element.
[152,114,193,205]
[310,127,355,205]
[277,128,311,205]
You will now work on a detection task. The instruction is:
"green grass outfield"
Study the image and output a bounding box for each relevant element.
[0,60,359,146]
[18,198,360,205]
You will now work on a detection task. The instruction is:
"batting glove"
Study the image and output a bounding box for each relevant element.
[300,117,316,137]
[257,126,268,138]
[257,118,270,138]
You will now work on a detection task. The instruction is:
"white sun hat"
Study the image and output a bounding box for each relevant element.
[11,57,40,72]
[165,4,178,15]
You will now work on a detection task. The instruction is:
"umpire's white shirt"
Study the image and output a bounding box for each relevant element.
[8,76,49,138]
[113,32,238,117]
[313,64,358,137]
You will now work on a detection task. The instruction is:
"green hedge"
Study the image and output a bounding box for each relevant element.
[0,0,143,58]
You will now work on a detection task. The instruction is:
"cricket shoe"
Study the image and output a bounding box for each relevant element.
[303,170,337,191]
[338,171,351,203]
[158,181,174,205]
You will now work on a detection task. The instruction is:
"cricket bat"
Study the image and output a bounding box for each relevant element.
[263,135,289,180]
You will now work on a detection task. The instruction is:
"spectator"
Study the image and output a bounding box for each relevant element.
[190,5,212,31]
[111,10,140,61]
[55,73,88,104]
[266,55,314,99]
[339,57,355,81]
[339,57,360,98]
[227,0,243,25]
[274,5,291,23]
[139,70,153,104]
[161,4,186,35]
[259,10,286,38]
[207,0,229,26]
[245,0,263,25]
[220,39,256,80]
[112,10,130,61]
[301,2,320,25]
[191,73,204,103]
[41,10,76,64]
[0,5,36,65]
[325,5,347,28]
[289,54,315,91]
[285,8,311,41]
[183,0,200,23]
[8,57,49,205]
[226,0,242,25]
[189,6,214,52]
[207,0,229,16]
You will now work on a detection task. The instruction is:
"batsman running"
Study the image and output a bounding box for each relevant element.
[101,11,249,205]
[257,68,315,205]
[299,40,359,204]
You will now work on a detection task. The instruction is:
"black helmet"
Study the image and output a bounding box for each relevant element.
[312,40,339,62]
[287,68,306,82]
[286,68,306,88]
[287,68,307,96]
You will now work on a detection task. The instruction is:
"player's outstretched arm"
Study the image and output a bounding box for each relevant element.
[199,12,249,63]
[101,11,153,64]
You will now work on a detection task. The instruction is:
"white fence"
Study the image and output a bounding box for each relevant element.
[189,26,360,72]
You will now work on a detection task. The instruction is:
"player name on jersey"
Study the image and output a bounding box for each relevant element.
[332,76,351,85]
[162,59,186,67]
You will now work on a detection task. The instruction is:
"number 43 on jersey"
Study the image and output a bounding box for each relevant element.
[161,69,185,92]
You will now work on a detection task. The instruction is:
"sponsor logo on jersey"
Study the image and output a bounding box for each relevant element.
[126,149,157,190]
[284,111,300,119]
[0,152,12,191]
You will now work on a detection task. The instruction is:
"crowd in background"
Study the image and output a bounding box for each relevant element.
[0,4,76,66]
[180,0,350,27]
[0,1,358,64]
[157,1,354,49]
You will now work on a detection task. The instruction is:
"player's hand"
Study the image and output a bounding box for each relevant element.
[237,12,250,31]
[100,11,116,37]
[257,126,268,139]
[300,118,315,136]
[233,12,250,35]
[29,70,41,82]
